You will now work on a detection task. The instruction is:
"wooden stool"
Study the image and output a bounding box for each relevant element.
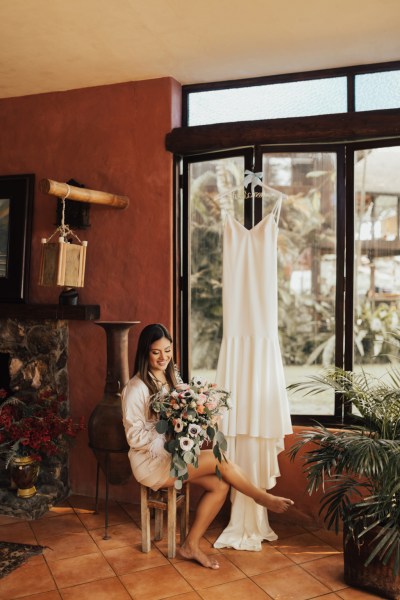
[140,483,190,558]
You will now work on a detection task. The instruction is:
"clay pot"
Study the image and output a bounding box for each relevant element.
[88,321,139,485]
[344,522,400,599]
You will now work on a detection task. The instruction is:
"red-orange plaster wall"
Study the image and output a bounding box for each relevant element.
[0,77,182,501]
[0,79,325,523]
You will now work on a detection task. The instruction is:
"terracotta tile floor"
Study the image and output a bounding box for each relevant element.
[0,495,385,600]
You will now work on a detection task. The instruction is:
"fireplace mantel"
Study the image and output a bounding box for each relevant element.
[0,304,100,320]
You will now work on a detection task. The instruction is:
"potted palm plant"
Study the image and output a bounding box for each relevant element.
[288,367,400,599]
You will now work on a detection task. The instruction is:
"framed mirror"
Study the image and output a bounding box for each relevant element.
[0,174,34,302]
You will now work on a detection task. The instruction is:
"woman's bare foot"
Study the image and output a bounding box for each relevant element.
[179,542,220,569]
[258,492,294,513]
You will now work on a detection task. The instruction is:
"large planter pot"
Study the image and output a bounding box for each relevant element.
[88,321,139,485]
[344,522,400,599]
[10,456,40,498]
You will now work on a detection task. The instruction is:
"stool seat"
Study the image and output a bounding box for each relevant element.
[140,483,190,558]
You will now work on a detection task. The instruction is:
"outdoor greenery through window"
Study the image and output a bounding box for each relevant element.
[262,152,337,415]
[189,156,244,374]
[353,146,400,377]
[188,152,337,416]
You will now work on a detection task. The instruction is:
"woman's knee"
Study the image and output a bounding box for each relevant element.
[215,477,230,498]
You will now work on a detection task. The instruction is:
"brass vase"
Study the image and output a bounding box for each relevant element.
[88,321,139,485]
[10,456,40,498]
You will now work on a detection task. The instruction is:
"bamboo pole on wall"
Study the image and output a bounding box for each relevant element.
[39,178,129,209]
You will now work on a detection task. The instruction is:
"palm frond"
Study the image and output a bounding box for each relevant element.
[289,367,400,441]
[318,475,366,533]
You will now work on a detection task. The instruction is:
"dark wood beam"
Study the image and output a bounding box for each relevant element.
[166,108,400,155]
[0,304,100,320]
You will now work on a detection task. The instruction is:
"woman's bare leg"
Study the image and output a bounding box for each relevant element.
[160,450,293,568]
[185,450,293,513]
[179,474,229,569]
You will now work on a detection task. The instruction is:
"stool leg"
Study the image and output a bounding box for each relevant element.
[180,483,190,544]
[141,485,151,553]
[154,508,164,541]
[185,482,190,538]
[167,487,177,559]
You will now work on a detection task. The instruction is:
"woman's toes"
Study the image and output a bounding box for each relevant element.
[210,557,220,569]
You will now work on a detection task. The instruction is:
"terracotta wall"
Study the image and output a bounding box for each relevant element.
[0,77,182,502]
[193,425,326,527]
[0,79,324,523]
[273,426,327,527]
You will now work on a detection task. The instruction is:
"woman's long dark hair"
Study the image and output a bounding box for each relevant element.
[134,323,178,395]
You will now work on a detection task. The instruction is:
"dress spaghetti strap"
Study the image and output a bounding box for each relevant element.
[271,195,283,225]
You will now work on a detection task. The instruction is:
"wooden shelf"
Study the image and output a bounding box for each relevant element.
[0,304,100,321]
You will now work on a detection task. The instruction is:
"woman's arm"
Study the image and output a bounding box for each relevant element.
[122,378,168,456]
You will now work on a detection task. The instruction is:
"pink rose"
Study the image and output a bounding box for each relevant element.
[205,400,217,410]
[196,393,207,405]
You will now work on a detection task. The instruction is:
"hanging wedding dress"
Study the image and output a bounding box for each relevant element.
[214,198,293,551]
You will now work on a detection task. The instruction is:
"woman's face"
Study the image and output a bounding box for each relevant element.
[148,336,173,373]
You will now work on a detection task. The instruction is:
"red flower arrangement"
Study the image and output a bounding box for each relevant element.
[0,387,84,466]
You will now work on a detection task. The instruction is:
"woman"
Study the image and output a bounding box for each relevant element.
[122,323,294,569]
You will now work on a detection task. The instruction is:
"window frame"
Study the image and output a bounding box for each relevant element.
[170,61,400,426]
[175,140,400,427]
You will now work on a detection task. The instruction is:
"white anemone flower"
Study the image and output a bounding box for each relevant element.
[188,424,201,437]
[179,437,194,451]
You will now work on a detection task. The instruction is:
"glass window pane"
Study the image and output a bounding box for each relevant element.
[189,157,245,378]
[354,146,400,379]
[188,78,347,126]
[262,152,337,415]
[0,198,10,278]
[356,70,400,111]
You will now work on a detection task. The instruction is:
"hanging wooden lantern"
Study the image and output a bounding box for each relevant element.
[38,177,129,291]
[38,237,87,288]
[39,184,88,288]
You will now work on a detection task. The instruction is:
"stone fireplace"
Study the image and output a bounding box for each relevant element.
[0,318,71,518]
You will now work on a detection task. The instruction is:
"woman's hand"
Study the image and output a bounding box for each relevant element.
[149,432,169,458]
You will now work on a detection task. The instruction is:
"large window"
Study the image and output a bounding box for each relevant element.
[173,61,400,424]
[182,143,400,422]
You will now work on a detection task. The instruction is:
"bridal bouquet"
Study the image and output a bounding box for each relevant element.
[151,377,231,489]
